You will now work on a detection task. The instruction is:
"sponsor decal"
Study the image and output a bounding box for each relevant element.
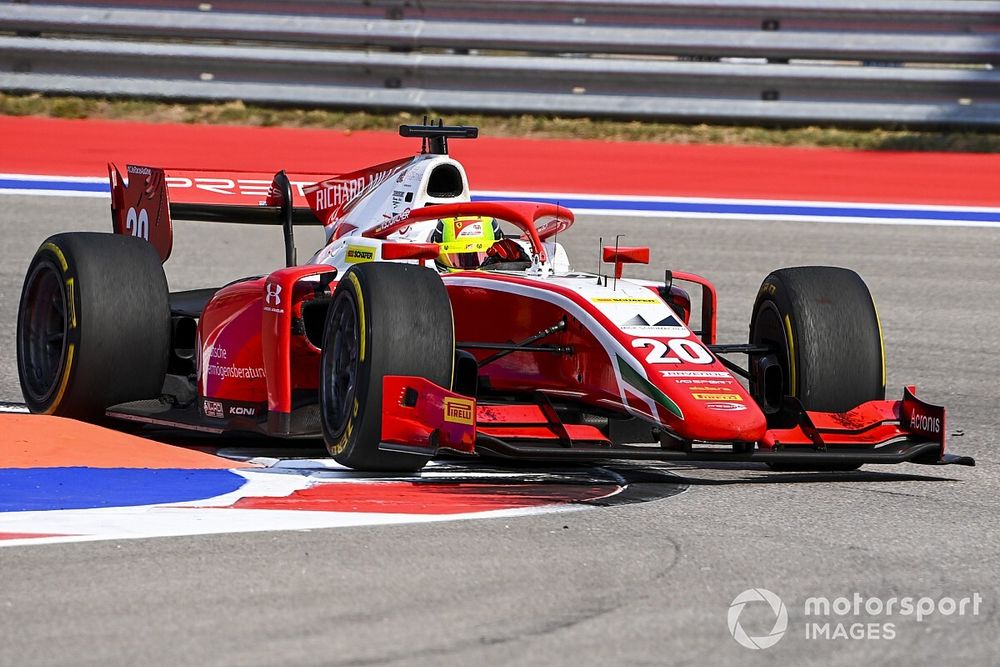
[758,282,778,297]
[381,207,411,227]
[265,180,283,205]
[265,282,281,305]
[263,281,283,314]
[900,388,945,444]
[909,412,941,434]
[591,296,661,305]
[620,314,688,337]
[304,161,410,224]
[225,402,261,419]
[202,399,224,419]
[693,393,743,401]
[166,176,286,198]
[127,165,152,176]
[370,207,412,236]
[346,245,377,264]
[706,402,748,412]
[443,397,475,425]
[440,238,492,254]
[453,219,484,237]
[660,370,732,378]
[204,398,264,419]
[209,346,227,360]
[674,379,733,385]
[205,365,266,380]
[621,313,683,327]
[313,169,393,210]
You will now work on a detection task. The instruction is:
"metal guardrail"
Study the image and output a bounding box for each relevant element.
[1,1,999,127]
[9,1,1000,29]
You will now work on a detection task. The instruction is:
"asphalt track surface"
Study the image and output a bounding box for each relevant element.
[1,194,998,666]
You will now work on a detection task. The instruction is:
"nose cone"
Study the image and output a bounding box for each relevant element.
[616,354,768,443]
[643,366,769,443]
[670,398,768,443]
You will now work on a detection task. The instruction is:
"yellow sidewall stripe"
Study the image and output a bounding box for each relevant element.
[346,272,366,363]
[42,343,74,414]
[65,277,77,329]
[332,273,367,457]
[43,242,68,272]
[784,314,797,396]
[872,299,887,390]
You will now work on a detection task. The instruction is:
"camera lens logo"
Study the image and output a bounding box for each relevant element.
[728,588,788,649]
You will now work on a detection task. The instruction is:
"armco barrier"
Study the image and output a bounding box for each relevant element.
[1,1,999,127]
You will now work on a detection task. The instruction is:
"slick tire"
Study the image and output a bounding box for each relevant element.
[320,263,454,471]
[750,266,885,471]
[16,233,170,420]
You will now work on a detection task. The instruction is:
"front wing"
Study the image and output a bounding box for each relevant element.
[380,378,974,467]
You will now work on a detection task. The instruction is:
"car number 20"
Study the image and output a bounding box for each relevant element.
[632,337,713,365]
[125,206,149,241]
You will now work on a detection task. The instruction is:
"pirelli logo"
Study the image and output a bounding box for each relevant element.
[443,397,475,425]
[346,245,376,263]
[693,393,743,401]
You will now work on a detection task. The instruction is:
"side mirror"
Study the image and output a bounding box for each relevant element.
[602,245,649,279]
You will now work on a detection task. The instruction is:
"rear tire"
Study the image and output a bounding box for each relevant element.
[750,266,885,471]
[320,263,454,471]
[16,233,170,420]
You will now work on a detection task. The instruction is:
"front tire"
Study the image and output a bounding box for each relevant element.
[750,266,885,471]
[320,263,454,471]
[16,233,170,420]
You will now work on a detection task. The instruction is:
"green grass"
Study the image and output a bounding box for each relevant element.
[3,93,998,153]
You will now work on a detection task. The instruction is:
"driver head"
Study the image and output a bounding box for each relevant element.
[432,216,502,270]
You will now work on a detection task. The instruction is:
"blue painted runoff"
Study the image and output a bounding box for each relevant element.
[0,467,246,512]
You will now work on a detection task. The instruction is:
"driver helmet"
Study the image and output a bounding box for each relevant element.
[432,216,503,269]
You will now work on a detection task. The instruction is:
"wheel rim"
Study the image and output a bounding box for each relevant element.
[322,291,361,438]
[18,261,69,404]
[751,301,790,400]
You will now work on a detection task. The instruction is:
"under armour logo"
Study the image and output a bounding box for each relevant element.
[265,282,282,306]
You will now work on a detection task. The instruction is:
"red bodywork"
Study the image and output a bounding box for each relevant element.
[190,213,955,465]
[102,158,970,468]
[198,267,332,433]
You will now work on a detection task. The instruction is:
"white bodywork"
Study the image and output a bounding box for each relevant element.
[308,153,570,276]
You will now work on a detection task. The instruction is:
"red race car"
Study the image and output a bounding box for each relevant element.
[16,123,973,471]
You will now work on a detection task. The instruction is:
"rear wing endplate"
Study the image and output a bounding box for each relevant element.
[108,163,323,265]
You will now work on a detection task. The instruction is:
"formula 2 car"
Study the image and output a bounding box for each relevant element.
[15,123,974,471]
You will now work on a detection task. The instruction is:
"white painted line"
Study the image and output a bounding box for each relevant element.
[4,173,1000,227]
[0,503,584,548]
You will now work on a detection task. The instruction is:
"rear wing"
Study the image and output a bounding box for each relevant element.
[108,163,325,265]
